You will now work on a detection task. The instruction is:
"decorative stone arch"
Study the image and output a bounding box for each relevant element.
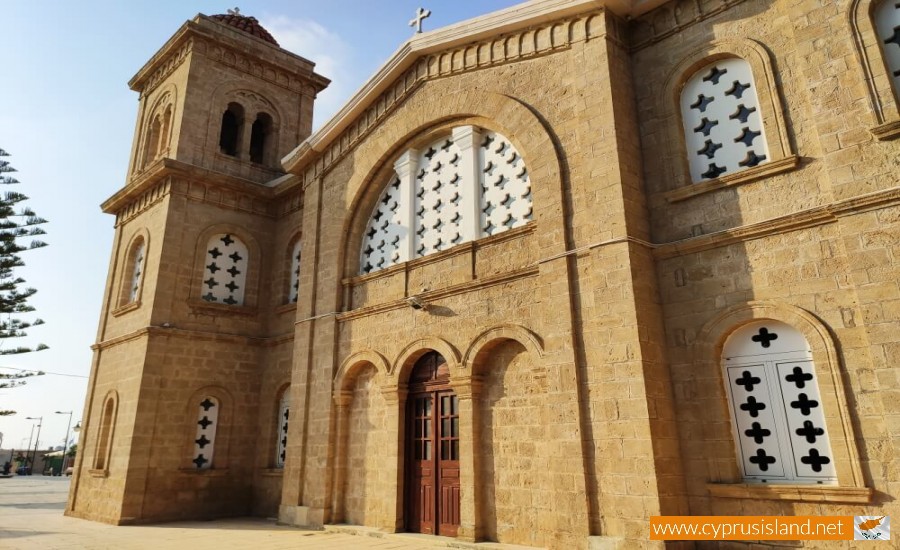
[183,385,234,470]
[205,82,283,161]
[391,337,462,382]
[339,88,564,279]
[849,0,900,137]
[92,390,119,472]
[190,223,262,309]
[115,227,151,309]
[460,324,545,376]
[334,350,391,394]
[693,301,866,490]
[660,39,796,191]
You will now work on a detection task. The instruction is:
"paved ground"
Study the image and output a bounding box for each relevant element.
[0,477,530,549]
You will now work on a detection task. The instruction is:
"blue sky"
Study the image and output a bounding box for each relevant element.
[0,0,521,453]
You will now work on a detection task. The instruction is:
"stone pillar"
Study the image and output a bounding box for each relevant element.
[451,125,483,243]
[393,150,419,263]
[381,384,406,532]
[451,375,482,542]
[329,390,353,523]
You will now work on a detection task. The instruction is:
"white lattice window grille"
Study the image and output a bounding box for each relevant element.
[128,240,145,303]
[680,58,769,182]
[200,233,248,305]
[192,397,219,470]
[723,321,836,484]
[288,240,302,303]
[359,126,532,274]
[276,392,290,468]
[875,0,900,98]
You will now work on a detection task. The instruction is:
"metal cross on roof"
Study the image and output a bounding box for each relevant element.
[227,7,241,15]
[409,7,431,33]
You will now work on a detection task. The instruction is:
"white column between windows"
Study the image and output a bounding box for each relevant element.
[451,126,482,242]
[393,149,419,263]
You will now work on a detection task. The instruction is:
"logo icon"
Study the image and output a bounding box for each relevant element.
[855,516,890,540]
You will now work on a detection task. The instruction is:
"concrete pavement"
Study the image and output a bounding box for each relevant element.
[0,477,536,550]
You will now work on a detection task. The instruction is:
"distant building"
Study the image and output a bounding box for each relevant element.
[67,1,900,548]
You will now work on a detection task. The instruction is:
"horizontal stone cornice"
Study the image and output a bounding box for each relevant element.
[92,325,293,351]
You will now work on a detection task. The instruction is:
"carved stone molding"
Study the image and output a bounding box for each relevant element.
[115,179,171,227]
[630,0,751,52]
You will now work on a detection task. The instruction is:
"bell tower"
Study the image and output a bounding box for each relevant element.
[67,10,327,525]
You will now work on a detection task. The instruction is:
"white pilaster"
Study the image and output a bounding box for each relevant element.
[451,126,482,242]
[393,149,420,263]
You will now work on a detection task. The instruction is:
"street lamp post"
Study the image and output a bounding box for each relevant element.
[55,411,73,475]
[25,416,42,475]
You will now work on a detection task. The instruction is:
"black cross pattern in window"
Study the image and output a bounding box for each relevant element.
[800,448,831,473]
[738,151,767,168]
[204,277,219,289]
[735,127,761,147]
[739,396,767,418]
[192,454,209,469]
[228,251,243,263]
[432,161,443,174]
[441,139,453,152]
[724,80,750,99]
[221,234,234,246]
[790,393,819,416]
[195,434,211,448]
[208,247,222,259]
[730,104,757,124]
[884,25,900,48]
[225,281,239,292]
[226,266,241,278]
[690,94,714,112]
[206,262,220,273]
[735,370,762,392]
[748,448,777,471]
[366,227,377,240]
[483,161,496,176]
[482,135,495,148]
[744,421,771,444]
[701,163,727,179]
[198,416,214,429]
[424,147,437,160]
[200,398,216,411]
[785,366,813,389]
[702,65,728,85]
[751,327,778,348]
[694,117,719,136]
[795,420,824,444]
[202,292,216,302]
[697,140,722,159]
[517,166,528,180]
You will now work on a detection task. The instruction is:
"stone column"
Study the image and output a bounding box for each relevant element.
[451,126,482,243]
[329,390,353,523]
[450,375,482,542]
[381,384,406,532]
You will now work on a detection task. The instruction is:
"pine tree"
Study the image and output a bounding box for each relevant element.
[0,148,48,416]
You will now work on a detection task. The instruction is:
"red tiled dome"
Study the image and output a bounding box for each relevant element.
[210,13,279,46]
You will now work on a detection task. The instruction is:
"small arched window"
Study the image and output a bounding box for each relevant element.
[143,115,162,167]
[93,394,117,471]
[200,233,248,306]
[680,58,769,182]
[875,0,900,99]
[288,238,301,303]
[192,397,219,470]
[360,126,532,274]
[123,237,145,305]
[219,102,244,157]
[249,112,273,165]
[723,321,835,483]
[275,390,290,468]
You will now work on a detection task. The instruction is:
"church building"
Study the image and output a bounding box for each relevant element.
[67,1,900,548]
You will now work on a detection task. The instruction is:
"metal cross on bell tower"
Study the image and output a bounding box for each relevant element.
[409,7,431,33]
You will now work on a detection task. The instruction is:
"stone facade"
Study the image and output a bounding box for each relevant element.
[68,1,899,548]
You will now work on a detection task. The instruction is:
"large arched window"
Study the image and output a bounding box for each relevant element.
[123,237,145,305]
[722,321,836,483]
[200,233,248,306]
[249,112,274,165]
[93,393,118,471]
[359,126,532,274]
[875,0,900,98]
[680,58,769,182]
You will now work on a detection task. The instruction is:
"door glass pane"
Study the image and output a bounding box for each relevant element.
[442,396,449,412]
[442,418,450,437]
[451,395,458,415]
[415,420,422,437]
[441,440,449,460]
[416,441,422,460]
[451,417,459,437]
[452,440,459,460]
[425,399,432,416]
[424,419,431,437]
[424,440,432,460]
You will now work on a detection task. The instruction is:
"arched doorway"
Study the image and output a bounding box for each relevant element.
[405,351,459,536]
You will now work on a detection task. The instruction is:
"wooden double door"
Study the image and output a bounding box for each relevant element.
[405,351,460,536]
